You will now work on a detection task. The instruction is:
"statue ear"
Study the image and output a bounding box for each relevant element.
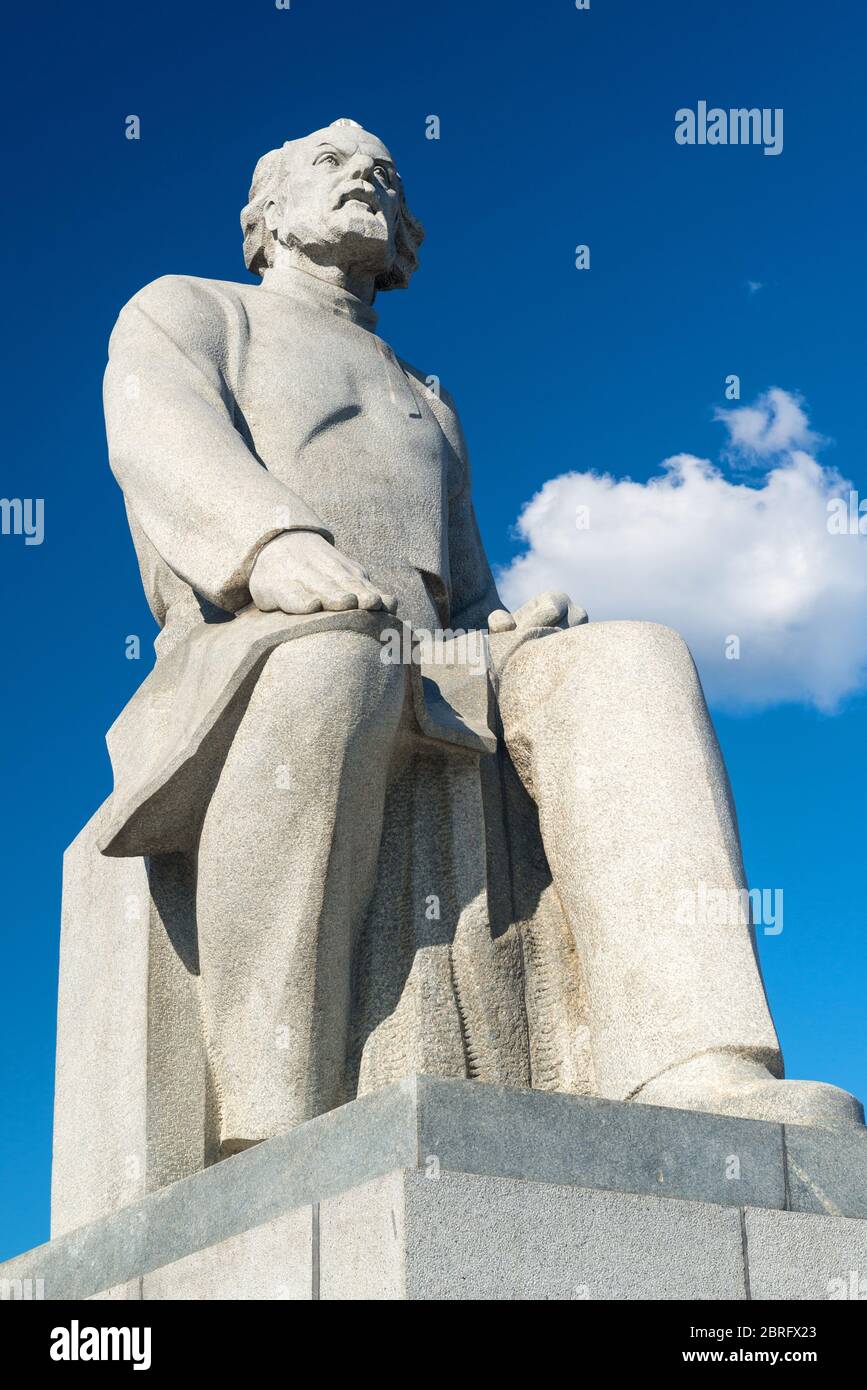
[262,198,280,234]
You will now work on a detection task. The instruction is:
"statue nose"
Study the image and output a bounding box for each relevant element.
[348,156,374,181]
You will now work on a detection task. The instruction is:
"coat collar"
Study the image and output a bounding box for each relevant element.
[258,265,378,331]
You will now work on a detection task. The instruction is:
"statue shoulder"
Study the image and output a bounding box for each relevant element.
[112,274,253,355]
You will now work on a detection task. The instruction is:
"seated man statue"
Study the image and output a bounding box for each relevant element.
[98,117,862,1156]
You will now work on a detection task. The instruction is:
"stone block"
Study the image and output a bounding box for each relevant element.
[784,1122,867,1220]
[415,1075,786,1211]
[2,1078,864,1302]
[745,1207,867,1300]
[321,1170,747,1301]
[142,1209,312,1300]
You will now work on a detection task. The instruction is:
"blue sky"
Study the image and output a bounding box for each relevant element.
[1,0,865,1261]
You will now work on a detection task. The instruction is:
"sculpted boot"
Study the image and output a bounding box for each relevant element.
[633,1052,864,1130]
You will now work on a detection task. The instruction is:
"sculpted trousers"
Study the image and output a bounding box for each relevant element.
[196,628,406,1147]
[497,620,783,1101]
[196,616,783,1146]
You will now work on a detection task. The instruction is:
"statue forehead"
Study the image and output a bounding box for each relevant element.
[286,125,394,165]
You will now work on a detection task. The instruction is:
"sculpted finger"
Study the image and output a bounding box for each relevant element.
[251,584,279,612]
[516,590,570,628]
[318,585,359,612]
[353,583,386,611]
[488,608,517,633]
[278,583,323,615]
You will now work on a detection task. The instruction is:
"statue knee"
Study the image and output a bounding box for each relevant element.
[259,627,405,733]
[520,619,696,681]
[557,620,707,730]
[582,619,695,673]
[501,620,703,735]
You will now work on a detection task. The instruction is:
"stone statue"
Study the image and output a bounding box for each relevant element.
[52,118,862,1227]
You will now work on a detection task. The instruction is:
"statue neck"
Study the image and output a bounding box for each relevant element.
[267,244,378,309]
[258,262,379,332]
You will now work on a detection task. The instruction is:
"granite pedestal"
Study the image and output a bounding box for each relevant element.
[3,1077,866,1301]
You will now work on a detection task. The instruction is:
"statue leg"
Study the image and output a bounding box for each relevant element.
[196,627,406,1149]
[498,621,862,1128]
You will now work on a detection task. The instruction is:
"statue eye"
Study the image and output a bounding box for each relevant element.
[373,164,391,184]
[316,153,339,167]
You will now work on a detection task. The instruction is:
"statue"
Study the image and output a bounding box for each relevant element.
[63,118,861,1193]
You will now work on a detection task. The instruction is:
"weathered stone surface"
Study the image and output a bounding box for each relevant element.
[745,1207,867,1300]
[784,1122,867,1219]
[637,1054,863,1131]
[52,811,213,1238]
[323,1170,747,1301]
[51,811,150,1236]
[88,1280,142,1300]
[8,1079,867,1301]
[320,1172,405,1301]
[415,1076,787,1211]
[142,1210,312,1300]
[10,1081,417,1299]
[495,620,862,1130]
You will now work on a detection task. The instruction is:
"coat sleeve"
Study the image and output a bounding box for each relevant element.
[433,387,502,631]
[103,275,334,612]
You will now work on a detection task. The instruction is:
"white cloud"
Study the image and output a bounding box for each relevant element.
[496,390,867,712]
[714,387,818,459]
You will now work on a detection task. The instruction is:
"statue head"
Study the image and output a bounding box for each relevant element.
[241,119,424,295]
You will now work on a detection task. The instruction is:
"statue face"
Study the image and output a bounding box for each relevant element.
[266,125,402,277]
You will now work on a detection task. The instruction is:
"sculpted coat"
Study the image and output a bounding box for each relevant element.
[100,263,563,1141]
[100,266,502,853]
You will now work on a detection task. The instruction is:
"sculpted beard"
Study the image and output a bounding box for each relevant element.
[275,196,395,274]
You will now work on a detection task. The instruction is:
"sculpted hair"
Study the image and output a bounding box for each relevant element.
[240,133,425,292]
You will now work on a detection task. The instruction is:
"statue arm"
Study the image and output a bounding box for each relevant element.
[103,275,333,613]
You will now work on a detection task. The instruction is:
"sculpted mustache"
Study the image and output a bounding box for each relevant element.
[336,186,382,213]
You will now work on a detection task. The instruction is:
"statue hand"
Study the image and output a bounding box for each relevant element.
[486,591,588,685]
[249,531,398,615]
[488,590,588,633]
